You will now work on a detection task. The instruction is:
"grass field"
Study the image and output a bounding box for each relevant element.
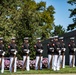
[1,66,76,75]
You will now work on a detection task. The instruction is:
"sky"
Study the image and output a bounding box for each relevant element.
[35,0,74,29]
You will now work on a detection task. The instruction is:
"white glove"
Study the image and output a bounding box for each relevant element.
[40,50,43,53]
[2,52,5,56]
[59,50,61,55]
[74,48,76,51]
[26,50,30,54]
[14,51,17,55]
[52,50,54,52]
[59,50,61,53]
[62,48,66,51]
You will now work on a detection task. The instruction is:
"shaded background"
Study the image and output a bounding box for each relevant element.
[42,30,76,65]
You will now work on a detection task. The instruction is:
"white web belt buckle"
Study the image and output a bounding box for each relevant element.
[11,49,15,51]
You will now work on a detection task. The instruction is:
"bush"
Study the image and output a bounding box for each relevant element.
[4,58,48,70]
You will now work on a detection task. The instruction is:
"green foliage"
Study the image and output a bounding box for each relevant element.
[0,0,55,59]
[67,0,76,30]
[52,25,66,36]
[1,66,76,75]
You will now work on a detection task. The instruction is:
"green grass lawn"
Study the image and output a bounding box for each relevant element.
[1,66,76,75]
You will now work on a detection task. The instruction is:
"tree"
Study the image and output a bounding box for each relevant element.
[0,0,55,59]
[67,0,76,30]
[17,0,55,59]
[52,25,66,36]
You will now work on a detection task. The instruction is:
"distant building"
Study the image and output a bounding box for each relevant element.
[42,30,76,65]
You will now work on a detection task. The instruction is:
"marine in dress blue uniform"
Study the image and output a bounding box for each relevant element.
[8,37,18,72]
[68,37,76,67]
[34,38,43,70]
[59,37,66,68]
[47,37,54,69]
[53,36,61,71]
[22,37,30,71]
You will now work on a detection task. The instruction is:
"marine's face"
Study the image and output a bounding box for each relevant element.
[61,39,63,42]
[55,38,58,41]
[38,40,41,43]
[12,40,15,43]
[24,39,28,43]
[62,40,63,41]
[0,40,3,43]
[71,40,74,42]
[50,39,53,42]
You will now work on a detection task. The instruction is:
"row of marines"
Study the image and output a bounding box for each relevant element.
[0,36,76,73]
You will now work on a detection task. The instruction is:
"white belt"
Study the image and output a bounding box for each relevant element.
[0,50,2,51]
[50,48,54,50]
[11,49,16,51]
[57,48,60,50]
[74,48,76,51]
[38,49,41,51]
[24,49,28,51]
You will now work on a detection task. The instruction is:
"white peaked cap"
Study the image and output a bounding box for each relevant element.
[70,37,75,40]
[11,37,16,40]
[0,37,3,40]
[49,36,54,39]
[59,37,64,40]
[54,36,58,38]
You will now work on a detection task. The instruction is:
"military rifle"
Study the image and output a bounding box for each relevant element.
[50,48,54,69]
[11,49,17,72]
[61,48,65,68]
[22,51,28,71]
[12,54,16,72]
[38,54,41,70]
[38,49,43,70]
[0,55,4,69]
